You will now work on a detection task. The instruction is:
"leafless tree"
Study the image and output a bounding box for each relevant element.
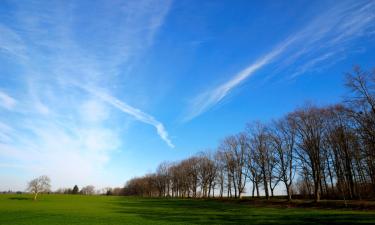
[27,175,51,200]
[291,105,326,202]
[270,115,297,201]
[155,162,171,197]
[196,151,216,197]
[80,185,95,195]
[214,150,226,198]
[345,66,375,192]
[234,133,248,198]
[244,137,261,198]
[324,105,358,199]
[247,122,271,200]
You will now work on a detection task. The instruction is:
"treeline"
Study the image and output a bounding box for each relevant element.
[55,185,124,196]
[123,67,375,202]
[56,185,95,195]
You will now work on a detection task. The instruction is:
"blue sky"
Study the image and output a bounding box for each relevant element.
[0,0,374,191]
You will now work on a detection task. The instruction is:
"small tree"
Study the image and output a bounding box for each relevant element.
[27,175,51,200]
[72,185,79,194]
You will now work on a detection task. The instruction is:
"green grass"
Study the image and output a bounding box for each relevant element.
[0,194,374,225]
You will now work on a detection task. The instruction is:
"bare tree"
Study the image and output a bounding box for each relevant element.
[155,162,171,197]
[219,137,240,198]
[27,175,51,200]
[196,151,216,197]
[345,66,375,192]
[218,140,234,197]
[247,122,271,200]
[80,185,95,195]
[324,105,358,199]
[184,157,200,197]
[214,151,226,198]
[234,133,248,198]
[270,116,297,201]
[244,136,261,198]
[291,105,326,202]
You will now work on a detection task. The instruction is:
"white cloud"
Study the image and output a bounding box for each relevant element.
[81,128,120,154]
[183,40,292,121]
[0,0,174,190]
[0,122,13,142]
[0,25,26,60]
[0,118,121,189]
[0,91,17,110]
[80,99,109,123]
[78,85,175,148]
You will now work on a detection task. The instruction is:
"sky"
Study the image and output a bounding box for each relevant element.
[0,0,374,191]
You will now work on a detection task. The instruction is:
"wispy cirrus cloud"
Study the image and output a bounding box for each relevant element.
[184,0,375,121]
[0,0,173,190]
[0,25,26,60]
[78,84,175,148]
[0,91,17,110]
[183,37,295,121]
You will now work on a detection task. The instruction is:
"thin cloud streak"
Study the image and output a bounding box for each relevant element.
[78,84,175,148]
[183,39,293,122]
[184,0,375,121]
[0,25,27,60]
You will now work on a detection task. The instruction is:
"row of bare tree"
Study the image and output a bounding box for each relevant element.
[124,67,375,202]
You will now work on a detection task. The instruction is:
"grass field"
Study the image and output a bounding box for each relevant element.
[0,194,374,225]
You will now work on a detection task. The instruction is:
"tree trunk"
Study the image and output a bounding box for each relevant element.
[256,180,260,197]
[286,183,292,201]
[314,179,321,202]
[252,181,255,198]
[34,192,38,201]
[263,173,269,200]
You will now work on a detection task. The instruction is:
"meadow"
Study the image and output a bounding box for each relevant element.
[0,194,374,225]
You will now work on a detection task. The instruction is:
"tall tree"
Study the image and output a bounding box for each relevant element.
[247,122,271,200]
[345,66,375,191]
[270,115,296,201]
[291,106,326,202]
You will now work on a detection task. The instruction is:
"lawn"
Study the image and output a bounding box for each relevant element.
[0,194,374,225]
